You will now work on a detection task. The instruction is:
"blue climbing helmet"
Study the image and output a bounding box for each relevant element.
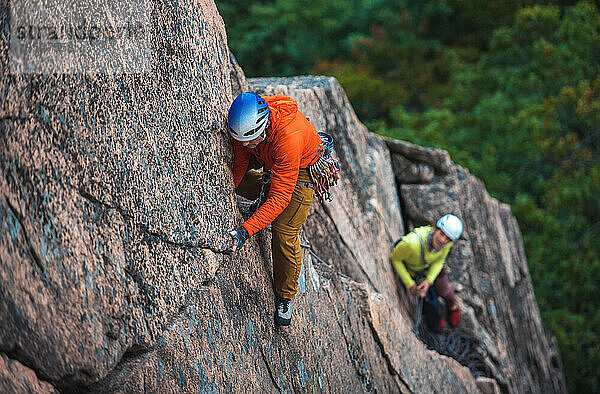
[227,92,270,141]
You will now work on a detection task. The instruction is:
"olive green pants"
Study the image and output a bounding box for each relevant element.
[236,169,314,300]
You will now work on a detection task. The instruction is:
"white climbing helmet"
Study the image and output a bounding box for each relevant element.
[436,214,463,241]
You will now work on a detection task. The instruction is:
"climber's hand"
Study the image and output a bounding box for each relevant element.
[409,284,419,297]
[228,227,249,253]
[417,280,431,298]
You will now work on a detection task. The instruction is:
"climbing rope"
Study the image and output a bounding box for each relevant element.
[413,296,424,337]
[308,132,340,203]
[299,241,329,266]
[413,302,490,378]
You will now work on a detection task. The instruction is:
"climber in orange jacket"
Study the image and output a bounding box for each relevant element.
[227,92,322,326]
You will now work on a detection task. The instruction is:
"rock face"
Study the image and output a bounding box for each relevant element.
[1,0,237,391]
[0,354,58,394]
[386,139,566,393]
[0,1,564,393]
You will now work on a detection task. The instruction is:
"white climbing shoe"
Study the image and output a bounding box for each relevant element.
[275,296,292,326]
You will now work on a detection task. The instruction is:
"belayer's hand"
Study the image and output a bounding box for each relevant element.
[228,226,249,253]
[417,280,431,298]
[409,284,418,297]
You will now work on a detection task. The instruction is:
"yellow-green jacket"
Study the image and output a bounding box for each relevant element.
[391,226,453,288]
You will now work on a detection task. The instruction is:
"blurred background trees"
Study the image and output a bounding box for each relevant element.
[218,1,600,391]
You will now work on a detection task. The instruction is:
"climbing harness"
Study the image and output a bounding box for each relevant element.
[308,132,340,203]
[296,180,313,189]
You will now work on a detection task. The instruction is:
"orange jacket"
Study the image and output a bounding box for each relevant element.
[232,95,322,236]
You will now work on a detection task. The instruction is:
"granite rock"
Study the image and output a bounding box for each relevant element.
[0,353,58,394]
[1,0,237,390]
[0,1,564,393]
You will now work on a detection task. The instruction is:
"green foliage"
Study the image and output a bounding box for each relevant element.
[217,0,549,77]
[218,0,399,76]
[220,0,600,391]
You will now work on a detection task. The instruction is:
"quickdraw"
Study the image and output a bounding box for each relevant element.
[309,132,340,203]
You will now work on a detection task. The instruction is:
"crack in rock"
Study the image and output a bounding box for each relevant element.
[259,346,281,393]
[124,266,158,313]
[337,278,412,393]
[141,227,229,255]
[2,162,230,255]
[76,187,231,255]
[82,344,155,394]
[4,196,47,277]
[0,347,57,390]
[325,286,375,392]
[116,344,155,366]
[365,318,413,393]
[76,188,133,220]
[1,116,31,122]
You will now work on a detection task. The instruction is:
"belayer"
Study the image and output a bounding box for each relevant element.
[390,214,463,331]
[226,92,338,326]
